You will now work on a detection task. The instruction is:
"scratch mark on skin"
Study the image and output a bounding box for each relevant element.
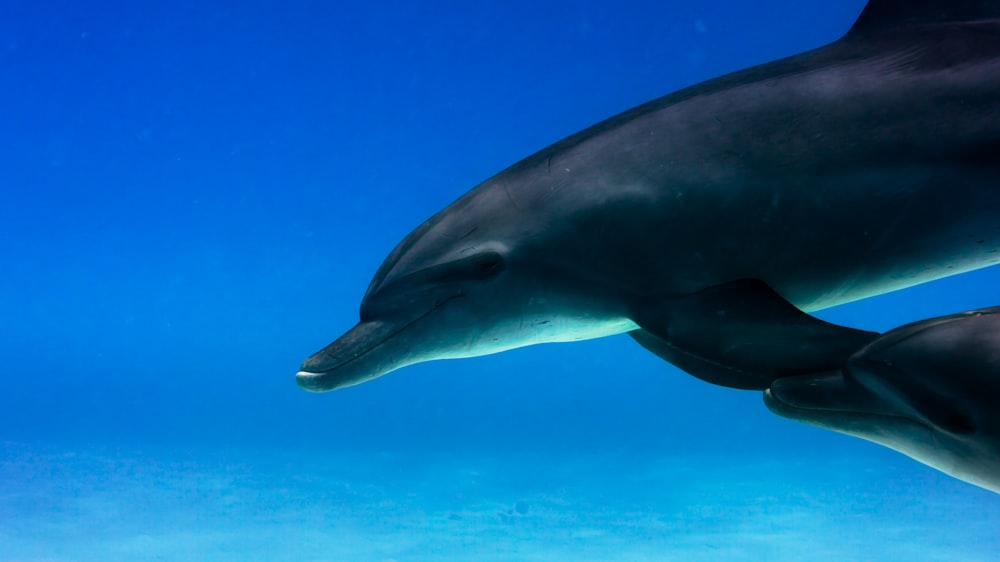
[504,181,522,210]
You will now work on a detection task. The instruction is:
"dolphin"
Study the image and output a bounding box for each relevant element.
[297,0,1000,393]
[765,307,1000,494]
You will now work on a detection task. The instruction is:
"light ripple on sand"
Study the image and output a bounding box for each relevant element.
[1,442,998,562]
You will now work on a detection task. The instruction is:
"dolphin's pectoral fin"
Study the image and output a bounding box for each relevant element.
[629,279,879,390]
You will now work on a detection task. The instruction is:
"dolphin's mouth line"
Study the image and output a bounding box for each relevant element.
[301,292,464,375]
[764,388,928,430]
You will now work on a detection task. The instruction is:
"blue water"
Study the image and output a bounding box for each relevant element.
[2,0,999,560]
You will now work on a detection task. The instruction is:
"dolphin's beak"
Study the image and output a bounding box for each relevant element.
[765,370,859,417]
[764,368,925,438]
[296,321,406,392]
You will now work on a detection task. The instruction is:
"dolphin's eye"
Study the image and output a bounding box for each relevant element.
[413,251,505,284]
[361,251,505,321]
[376,251,506,298]
[923,404,977,436]
[939,410,976,435]
[467,251,505,279]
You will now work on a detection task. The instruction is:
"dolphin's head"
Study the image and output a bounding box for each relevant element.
[764,308,1000,493]
[296,182,634,392]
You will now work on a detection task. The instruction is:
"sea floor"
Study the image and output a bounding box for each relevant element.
[1,441,997,562]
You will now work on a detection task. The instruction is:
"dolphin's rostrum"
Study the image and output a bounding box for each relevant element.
[298,0,1000,393]
[766,307,1000,494]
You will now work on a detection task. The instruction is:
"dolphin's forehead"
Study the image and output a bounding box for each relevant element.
[835,308,1000,437]
[854,309,1000,396]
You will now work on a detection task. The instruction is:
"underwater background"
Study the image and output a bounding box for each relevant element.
[2,0,999,560]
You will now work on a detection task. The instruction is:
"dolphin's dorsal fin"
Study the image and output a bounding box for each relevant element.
[848,0,1000,35]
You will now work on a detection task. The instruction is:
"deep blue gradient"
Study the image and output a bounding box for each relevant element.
[1,0,999,559]
[0,0,869,450]
[2,0,997,449]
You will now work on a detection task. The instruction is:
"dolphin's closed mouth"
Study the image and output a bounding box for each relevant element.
[763,385,903,432]
[295,320,398,392]
[764,374,930,435]
[296,294,463,392]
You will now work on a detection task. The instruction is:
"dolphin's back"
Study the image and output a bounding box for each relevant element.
[492,1,1000,311]
[849,0,1000,35]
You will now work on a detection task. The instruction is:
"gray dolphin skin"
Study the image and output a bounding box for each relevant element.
[297,0,1000,393]
[765,308,1000,494]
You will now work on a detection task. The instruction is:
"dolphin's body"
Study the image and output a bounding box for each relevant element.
[298,0,1000,393]
[766,308,1000,494]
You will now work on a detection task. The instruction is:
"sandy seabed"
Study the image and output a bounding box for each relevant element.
[1,441,998,562]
